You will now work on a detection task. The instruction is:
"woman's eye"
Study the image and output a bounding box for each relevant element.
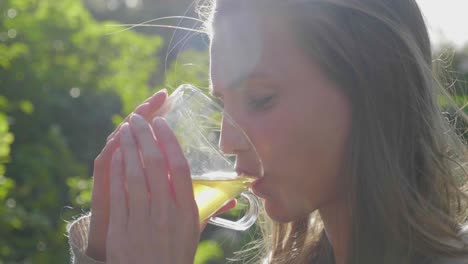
[249,95,274,110]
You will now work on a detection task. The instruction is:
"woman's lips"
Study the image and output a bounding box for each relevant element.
[235,167,267,197]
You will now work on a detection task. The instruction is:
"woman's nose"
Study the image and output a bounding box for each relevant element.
[219,116,250,155]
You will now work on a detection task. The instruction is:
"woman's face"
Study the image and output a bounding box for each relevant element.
[210,13,351,222]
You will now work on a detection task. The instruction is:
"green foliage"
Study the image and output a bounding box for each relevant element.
[0,43,28,69]
[0,0,165,262]
[164,48,210,92]
[2,0,464,263]
[0,0,228,262]
[195,240,224,264]
[0,112,14,165]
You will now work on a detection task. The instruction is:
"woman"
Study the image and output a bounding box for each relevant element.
[68,0,468,263]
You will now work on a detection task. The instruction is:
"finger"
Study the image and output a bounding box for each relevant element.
[120,123,149,222]
[143,88,167,105]
[217,199,237,214]
[144,88,168,118]
[107,89,167,142]
[128,113,172,210]
[91,138,118,213]
[107,103,150,142]
[86,138,119,261]
[109,148,127,230]
[152,117,196,212]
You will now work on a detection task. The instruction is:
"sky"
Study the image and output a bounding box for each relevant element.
[416,0,468,48]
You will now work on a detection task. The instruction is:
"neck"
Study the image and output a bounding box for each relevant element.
[318,197,351,264]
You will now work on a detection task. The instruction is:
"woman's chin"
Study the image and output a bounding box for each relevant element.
[263,199,315,223]
[263,200,297,223]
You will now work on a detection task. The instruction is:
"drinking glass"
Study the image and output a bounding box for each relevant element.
[156,84,262,231]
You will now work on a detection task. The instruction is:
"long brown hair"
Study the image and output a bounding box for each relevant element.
[199,0,468,263]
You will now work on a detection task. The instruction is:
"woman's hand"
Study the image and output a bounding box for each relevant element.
[85,90,168,261]
[85,90,236,261]
[106,114,197,263]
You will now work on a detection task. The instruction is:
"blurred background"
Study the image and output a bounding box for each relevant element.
[0,0,466,263]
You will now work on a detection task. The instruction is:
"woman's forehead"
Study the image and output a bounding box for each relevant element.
[210,13,262,91]
[210,13,294,91]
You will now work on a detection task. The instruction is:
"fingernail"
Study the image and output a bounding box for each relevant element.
[144,89,167,103]
[153,88,167,97]
[120,122,130,136]
[129,113,145,125]
[153,116,165,127]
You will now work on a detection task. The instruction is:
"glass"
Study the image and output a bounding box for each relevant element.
[156,84,263,231]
